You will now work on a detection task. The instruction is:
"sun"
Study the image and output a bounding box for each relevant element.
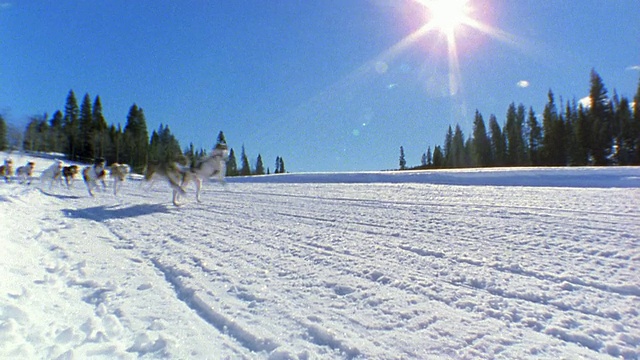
[370,0,517,97]
[423,0,472,36]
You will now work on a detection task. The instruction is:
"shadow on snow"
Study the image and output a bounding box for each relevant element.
[63,203,172,222]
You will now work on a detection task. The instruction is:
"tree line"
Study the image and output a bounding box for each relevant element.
[400,69,640,170]
[0,90,286,176]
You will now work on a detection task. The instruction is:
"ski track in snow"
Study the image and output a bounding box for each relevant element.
[1,153,639,359]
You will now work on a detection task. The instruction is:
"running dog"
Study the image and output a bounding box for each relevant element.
[62,165,80,188]
[182,143,229,203]
[82,158,107,196]
[0,158,14,182]
[40,160,64,188]
[144,161,188,206]
[109,163,130,195]
[15,161,35,184]
[144,143,228,206]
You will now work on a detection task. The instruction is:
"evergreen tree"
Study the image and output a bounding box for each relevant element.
[23,114,50,152]
[106,124,123,164]
[489,115,505,166]
[93,96,108,159]
[123,104,149,172]
[573,105,591,165]
[278,157,286,173]
[472,110,491,167]
[504,103,526,165]
[49,110,65,154]
[451,125,465,168]
[443,126,453,167]
[0,114,7,151]
[149,124,183,165]
[426,146,432,167]
[274,156,281,174]
[63,90,80,160]
[399,146,406,170]
[541,90,566,165]
[255,154,265,175]
[239,145,251,176]
[615,96,634,165]
[432,145,444,168]
[78,93,94,160]
[588,69,613,165]
[526,107,542,165]
[226,148,238,176]
[564,99,582,165]
[216,131,227,146]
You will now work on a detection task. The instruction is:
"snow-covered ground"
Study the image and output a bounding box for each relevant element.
[1,151,639,359]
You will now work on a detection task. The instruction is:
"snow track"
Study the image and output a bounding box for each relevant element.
[1,163,640,359]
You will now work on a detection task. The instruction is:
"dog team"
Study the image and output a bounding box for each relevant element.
[2,144,228,205]
[3,156,130,196]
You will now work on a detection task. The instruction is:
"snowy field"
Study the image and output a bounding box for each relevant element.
[1,152,639,359]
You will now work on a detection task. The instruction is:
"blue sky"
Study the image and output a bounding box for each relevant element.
[1,1,639,172]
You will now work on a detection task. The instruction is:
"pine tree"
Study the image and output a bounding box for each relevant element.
[0,114,7,151]
[504,103,526,166]
[526,107,542,165]
[123,104,150,172]
[432,146,444,168]
[615,96,634,165]
[255,154,265,175]
[93,96,108,159]
[226,149,238,176]
[472,110,491,167]
[49,111,65,154]
[443,126,453,167]
[239,145,251,176]
[489,115,505,166]
[278,157,286,173]
[588,69,613,165]
[426,146,432,167]
[78,93,94,160]
[63,90,80,160]
[106,124,123,164]
[216,131,227,146]
[573,105,591,165]
[451,125,465,168]
[399,146,406,170]
[149,124,183,165]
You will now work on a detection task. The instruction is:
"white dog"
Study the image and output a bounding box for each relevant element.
[40,160,64,189]
[182,143,229,202]
[144,143,228,206]
[109,163,130,195]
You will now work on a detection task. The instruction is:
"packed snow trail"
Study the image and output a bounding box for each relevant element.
[1,160,639,358]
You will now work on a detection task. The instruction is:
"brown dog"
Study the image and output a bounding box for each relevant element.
[0,158,14,182]
[62,165,80,188]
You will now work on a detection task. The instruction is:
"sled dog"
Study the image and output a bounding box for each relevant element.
[62,165,80,188]
[40,160,64,188]
[15,161,36,184]
[144,143,228,206]
[82,158,107,196]
[0,158,14,182]
[109,163,130,195]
